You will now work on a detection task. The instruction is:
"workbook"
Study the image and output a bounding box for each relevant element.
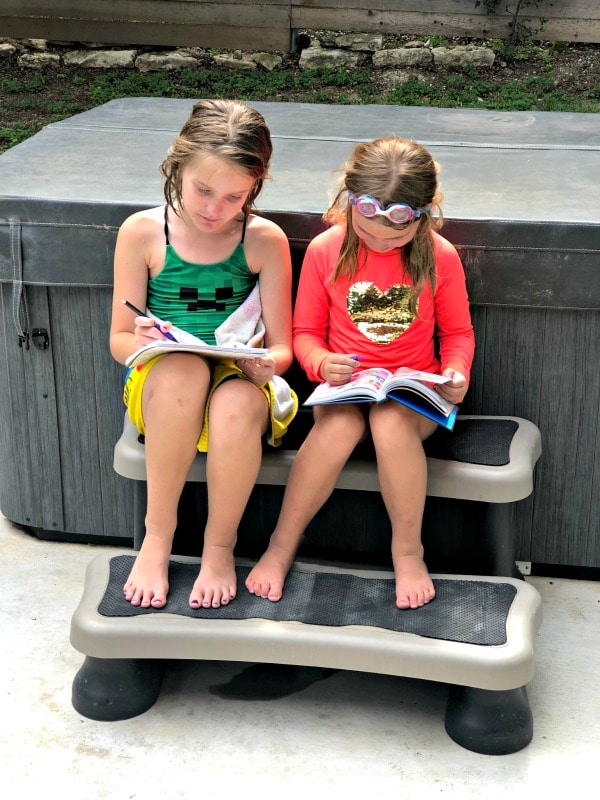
[124,318,267,368]
[303,368,458,430]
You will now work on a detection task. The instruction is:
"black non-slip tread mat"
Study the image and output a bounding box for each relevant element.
[98,556,516,646]
[350,417,519,467]
[425,418,519,467]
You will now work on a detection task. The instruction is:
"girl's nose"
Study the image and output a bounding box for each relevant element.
[205,197,222,214]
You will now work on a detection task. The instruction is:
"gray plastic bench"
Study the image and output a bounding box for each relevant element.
[70,411,542,754]
[114,412,541,577]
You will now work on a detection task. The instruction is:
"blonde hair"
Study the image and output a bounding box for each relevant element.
[325,136,444,314]
[161,99,272,216]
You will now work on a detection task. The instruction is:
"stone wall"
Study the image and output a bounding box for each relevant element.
[1,1,599,52]
[1,34,497,74]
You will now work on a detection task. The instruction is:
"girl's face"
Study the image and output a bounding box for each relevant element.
[350,207,420,253]
[180,154,255,233]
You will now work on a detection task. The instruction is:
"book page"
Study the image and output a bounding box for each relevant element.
[304,368,391,405]
[391,369,451,385]
[125,340,268,368]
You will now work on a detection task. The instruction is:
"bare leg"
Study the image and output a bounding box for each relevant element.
[370,402,438,609]
[124,355,210,608]
[246,404,367,601]
[189,378,269,609]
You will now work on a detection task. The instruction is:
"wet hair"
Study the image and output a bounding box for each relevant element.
[160,99,273,216]
[324,136,444,313]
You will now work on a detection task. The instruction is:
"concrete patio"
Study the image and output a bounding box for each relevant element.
[1,513,598,798]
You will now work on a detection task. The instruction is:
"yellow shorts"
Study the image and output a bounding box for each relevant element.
[123,354,298,452]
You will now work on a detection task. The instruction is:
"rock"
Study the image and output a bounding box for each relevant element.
[213,53,257,70]
[432,46,495,67]
[299,47,361,69]
[136,51,199,72]
[373,48,432,68]
[17,52,61,69]
[334,33,383,52]
[249,52,283,71]
[63,49,137,68]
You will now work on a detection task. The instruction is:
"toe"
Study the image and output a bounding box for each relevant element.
[267,581,283,602]
[254,581,268,598]
[129,587,144,607]
[213,588,227,607]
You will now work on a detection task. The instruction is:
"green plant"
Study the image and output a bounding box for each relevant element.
[586,83,600,100]
[477,0,501,12]
[476,0,545,43]
[381,71,598,114]
[0,122,35,149]
[425,36,448,48]
[88,71,177,104]
[0,73,46,94]
[549,41,571,53]
[313,89,334,103]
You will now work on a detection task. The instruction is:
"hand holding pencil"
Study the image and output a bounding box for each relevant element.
[122,299,178,342]
[319,353,364,386]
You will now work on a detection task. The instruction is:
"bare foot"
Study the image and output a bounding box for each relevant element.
[123,534,171,608]
[189,545,237,609]
[245,542,295,601]
[393,554,436,610]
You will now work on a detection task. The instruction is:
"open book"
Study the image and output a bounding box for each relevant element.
[303,368,458,430]
[125,316,267,368]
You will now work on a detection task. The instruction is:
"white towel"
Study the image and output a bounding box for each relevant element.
[214,284,265,349]
[214,285,296,423]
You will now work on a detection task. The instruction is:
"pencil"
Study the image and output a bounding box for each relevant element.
[122,299,178,342]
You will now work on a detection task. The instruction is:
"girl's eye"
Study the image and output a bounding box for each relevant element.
[228,195,244,203]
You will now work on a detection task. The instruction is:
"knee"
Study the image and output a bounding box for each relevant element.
[210,380,268,436]
[313,406,367,447]
[145,355,210,409]
[370,402,421,443]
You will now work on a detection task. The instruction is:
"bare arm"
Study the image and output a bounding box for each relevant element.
[109,210,166,365]
[243,217,294,382]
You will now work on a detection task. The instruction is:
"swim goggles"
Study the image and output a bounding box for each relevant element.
[348,192,429,225]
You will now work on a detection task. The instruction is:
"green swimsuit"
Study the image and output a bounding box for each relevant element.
[146,209,257,345]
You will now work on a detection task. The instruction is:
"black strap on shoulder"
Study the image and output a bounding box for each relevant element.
[164,205,170,245]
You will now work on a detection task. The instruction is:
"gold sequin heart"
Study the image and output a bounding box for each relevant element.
[347,281,415,344]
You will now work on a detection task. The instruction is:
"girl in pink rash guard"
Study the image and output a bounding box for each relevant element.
[246,135,474,611]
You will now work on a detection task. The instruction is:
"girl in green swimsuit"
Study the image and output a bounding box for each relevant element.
[110,99,296,611]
